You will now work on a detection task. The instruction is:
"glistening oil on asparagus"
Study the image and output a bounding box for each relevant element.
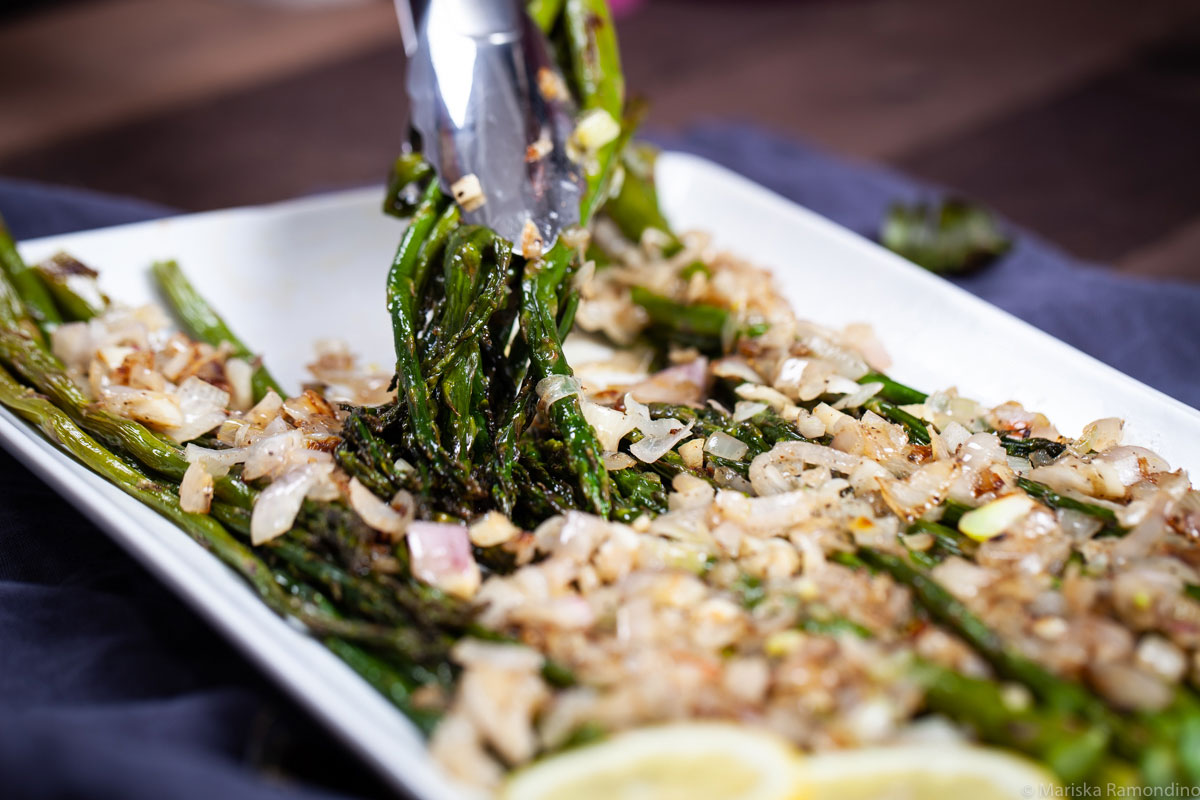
[2,0,1199,796]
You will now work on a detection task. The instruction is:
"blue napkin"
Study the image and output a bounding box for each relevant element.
[1,123,1198,800]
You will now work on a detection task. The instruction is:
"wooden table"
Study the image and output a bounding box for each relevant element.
[2,0,1199,280]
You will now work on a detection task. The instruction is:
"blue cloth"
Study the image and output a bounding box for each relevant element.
[1,124,1198,800]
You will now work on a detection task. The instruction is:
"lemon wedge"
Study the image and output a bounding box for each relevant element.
[502,726,1059,800]
[500,722,806,800]
[801,744,1057,800]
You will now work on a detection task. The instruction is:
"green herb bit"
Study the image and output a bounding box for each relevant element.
[881,198,1012,275]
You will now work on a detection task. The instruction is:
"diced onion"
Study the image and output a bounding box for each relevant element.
[241,430,305,481]
[468,511,522,547]
[251,463,331,544]
[224,357,254,412]
[574,109,620,151]
[1112,507,1168,563]
[1057,508,1104,542]
[184,442,246,477]
[1135,635,1187,683]
[97,345,134,369]
[832,381,882,410]
[520,219,544,259]
[408,521,481,599]
[628,357,707,404]
[244,390,283,426]
[958,494,1036,541]
[165,376,229,444]
[536,374,582,409]
[623,392,695,464]
[841,323,892,371]
[102,386,182,429]
[938,421,972,454]
[179,460,214,514]
[1090,662,1172,711]
[812,402,847,431]
[51,322,93,371]
[732,401,768,422]
[1077,417,1123,453]
[734,383,792,412]
[713,357,764,384]
[630,420,694,463]
[451,173,487,212]
[348,477,411,540]
[932,557,995,601]
[877,459,957,519]
[603,451,636,471]
[1097,446,1170,481]
[704,431,749,462]
[678,438,704,469]
[581,401,638,452]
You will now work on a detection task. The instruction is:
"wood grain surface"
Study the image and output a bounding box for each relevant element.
[2,0,1198,280]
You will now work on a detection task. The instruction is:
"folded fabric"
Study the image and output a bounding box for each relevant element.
[1,122,1197,800]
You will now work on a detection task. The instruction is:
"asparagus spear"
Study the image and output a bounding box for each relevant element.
[435,228,493,481]
[863,397,931,445]
[1016,477,1123,532]
[630,286,728,354]
[151,260,284,402]
[610,466,669,522]
[860,546,1200,784]
[1000,436,1066,461]
[904,518,974,565]
[422,231,512,386]
[526,0,565,31]
[564,0,625,222]
[857,372,927,405]
[914,660,1110,783]
[0,214,61,333]
[605,143,683,254]
[33,253,109,321]
[521,249,611,515]
[387,181,452,472]
[0,362,442,657]
[269,566,446,734]
[324,637,442,735]
[858,547,1104,718]
[382,154,435,219]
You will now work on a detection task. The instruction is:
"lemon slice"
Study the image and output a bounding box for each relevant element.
[801,744,1057,800]
[500,722,805,800]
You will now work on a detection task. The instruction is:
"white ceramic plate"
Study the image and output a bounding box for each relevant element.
[3,152,1198,798]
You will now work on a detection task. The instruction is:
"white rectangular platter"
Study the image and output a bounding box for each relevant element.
[3,152,1198,799]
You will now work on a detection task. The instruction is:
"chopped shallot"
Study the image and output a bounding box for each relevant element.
[164,376,229,443]
[704,431,749,462]
[628,357,707,405]
[408,521,481,599]
[179,460,215,514]
[451,174,486,212]
[251,463,333,545]
[185,442,246,477]
[536,375,582,409]
[624,394,693,463]
[348,478,411,540]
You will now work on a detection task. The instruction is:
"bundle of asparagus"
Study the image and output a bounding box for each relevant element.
[1,0,1198,793]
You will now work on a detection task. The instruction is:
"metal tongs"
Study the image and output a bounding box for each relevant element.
[396,0,583,250]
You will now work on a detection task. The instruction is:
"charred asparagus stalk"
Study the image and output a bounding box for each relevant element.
[33,253,109,321]
[152,260,285,402]
[0,214,60,334]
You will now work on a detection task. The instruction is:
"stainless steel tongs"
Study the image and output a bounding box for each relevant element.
[396,0,583,251]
